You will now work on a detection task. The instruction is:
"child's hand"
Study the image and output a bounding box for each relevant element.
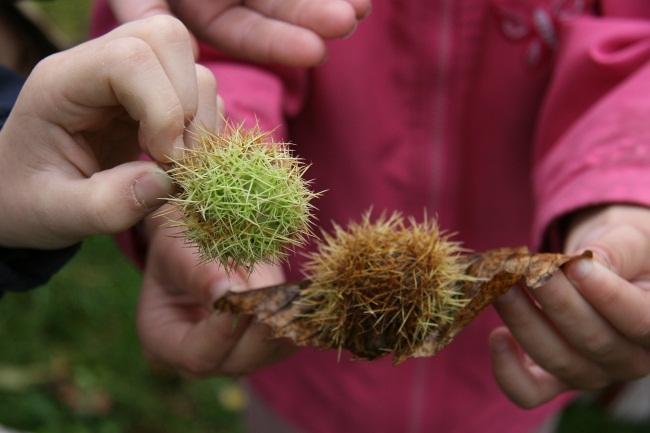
[491,205,650,408]
[136,205,295,377]
[0,16,219,249]
[108,0,372,67]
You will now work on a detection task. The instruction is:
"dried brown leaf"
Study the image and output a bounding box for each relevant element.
[215,280,310,342]
[215,247,590,363]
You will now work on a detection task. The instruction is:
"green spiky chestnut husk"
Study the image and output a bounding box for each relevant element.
[166,123,318,271]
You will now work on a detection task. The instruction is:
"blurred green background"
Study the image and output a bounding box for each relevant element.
[0,237,242,433]
[1,1,650,432]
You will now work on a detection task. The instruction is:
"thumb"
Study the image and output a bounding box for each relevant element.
[568,222,650,280]
[71,161,172,237]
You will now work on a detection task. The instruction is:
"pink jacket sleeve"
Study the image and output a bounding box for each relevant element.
[533,3,650,248]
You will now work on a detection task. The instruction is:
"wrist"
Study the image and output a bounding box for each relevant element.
[0,134,19,248]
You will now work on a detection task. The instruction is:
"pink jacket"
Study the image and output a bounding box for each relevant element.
[94,1,650,432]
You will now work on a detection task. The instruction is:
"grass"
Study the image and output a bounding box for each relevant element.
[0,237,242,433]
[557,398,650,433]
[23,0,92,47]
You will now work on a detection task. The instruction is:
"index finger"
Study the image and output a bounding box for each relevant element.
[29,37,185,162]
[106,16,199,121]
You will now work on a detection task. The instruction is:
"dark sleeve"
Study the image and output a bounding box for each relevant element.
[0,65,23,128]
[0,65,81,297]
[0,245,81,295]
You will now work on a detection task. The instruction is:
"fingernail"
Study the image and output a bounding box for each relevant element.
[171,135,186,161]
[133,170,172,210]
[567,258,593,284]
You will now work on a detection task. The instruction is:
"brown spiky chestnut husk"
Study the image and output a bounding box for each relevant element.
[297,212,472,360]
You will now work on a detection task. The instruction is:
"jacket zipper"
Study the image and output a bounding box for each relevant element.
[409,1,454,433]
[430,0,453,215]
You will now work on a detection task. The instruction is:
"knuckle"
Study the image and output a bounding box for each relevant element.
[30,52,82,99]
[85,176,135,234]
[581,333,617,360]
[104,36,153,64]
[87,197,115,234]
[142,15,191,47]
[23,56,63,108]
[30,54,60,79]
